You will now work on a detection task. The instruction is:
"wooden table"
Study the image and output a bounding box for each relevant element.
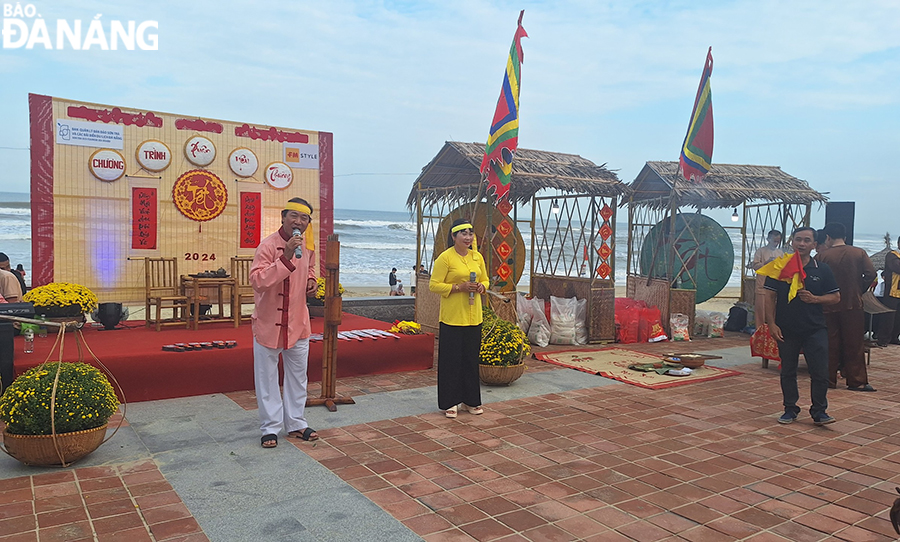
[180,275,239,330]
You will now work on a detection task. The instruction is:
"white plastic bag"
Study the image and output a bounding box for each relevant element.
[550,296,579,345]
[516,292,533,334]
[670,313,690,341]
[527,297,551,347]
[693,310,712,338]
[708,312,727,338]
[574,298,588,345]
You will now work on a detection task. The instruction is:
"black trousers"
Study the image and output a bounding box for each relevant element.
[437,322,482,411]
[778,328,829,419]
[875,296,900,346]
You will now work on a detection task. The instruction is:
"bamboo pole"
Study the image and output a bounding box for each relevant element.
[306,234,355,412]
[0,314,76,328]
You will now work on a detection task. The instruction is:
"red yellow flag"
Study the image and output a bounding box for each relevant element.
[679,47,714,183]
[756,253,806,301]
[480,11,527,203]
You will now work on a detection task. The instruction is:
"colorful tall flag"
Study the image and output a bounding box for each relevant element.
[480,11,527,202]
[679,47,714,183]
[757,252,807,302]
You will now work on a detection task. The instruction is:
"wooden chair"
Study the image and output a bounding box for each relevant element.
[231,256,255,322]
[144,257,189,331]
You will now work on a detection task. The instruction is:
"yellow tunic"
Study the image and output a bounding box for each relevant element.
[429,247,489,326]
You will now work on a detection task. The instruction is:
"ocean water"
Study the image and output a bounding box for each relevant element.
[1,198,893,290]
[0,193,31,285]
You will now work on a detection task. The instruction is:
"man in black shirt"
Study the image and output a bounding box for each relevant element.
[389,268,398,295]
[764,227,840,426]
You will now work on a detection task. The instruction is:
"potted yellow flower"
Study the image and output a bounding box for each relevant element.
[23,282,98,319]
[0,362,119,466]
[309,277,344,305]
[479,307,530,385]
[308,277,344,316]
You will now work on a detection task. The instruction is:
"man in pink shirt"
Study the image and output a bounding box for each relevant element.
[251,198,319,448]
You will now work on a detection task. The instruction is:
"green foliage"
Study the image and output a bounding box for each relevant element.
[0,363,119,435]
[480,307,531,366]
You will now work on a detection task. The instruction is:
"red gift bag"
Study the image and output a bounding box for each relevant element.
[750,324,781,361]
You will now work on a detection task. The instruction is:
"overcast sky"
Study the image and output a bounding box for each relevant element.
[2,0,899,234]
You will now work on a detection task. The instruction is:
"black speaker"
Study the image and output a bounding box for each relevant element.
[96,302,123,330]
[825,201,855,246]
[0,322,13,393]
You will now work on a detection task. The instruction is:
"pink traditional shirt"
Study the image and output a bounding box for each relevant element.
[250,229,317,349]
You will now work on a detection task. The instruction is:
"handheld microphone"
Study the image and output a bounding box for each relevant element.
[469,272,477,305]
[292,228,303,259]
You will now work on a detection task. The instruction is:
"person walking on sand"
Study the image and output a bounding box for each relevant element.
[429,218,488,418]
[250,197,320,448]
[761,227,840,426]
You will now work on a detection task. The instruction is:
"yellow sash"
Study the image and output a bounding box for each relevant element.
[891,251,900,298]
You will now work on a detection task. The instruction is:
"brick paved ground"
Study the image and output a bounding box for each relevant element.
[292,341,900,542]
[2,333,899,541]
[0,460,208,542]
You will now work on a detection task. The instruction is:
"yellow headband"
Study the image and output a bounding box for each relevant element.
[451,223,477,252]
[285,201,315,252]
[451,223,473,233]
[285,202,312,215]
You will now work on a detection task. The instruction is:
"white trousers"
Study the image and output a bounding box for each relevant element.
[253,337,310,436]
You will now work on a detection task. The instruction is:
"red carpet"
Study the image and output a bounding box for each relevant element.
[13,314,434,402]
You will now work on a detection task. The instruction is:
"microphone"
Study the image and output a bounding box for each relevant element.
[292,228,303,259]
[469,272,477,305]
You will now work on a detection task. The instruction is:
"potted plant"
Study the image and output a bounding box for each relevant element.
[0,362,119,466]
[23,282,98,322]
[309,277,344,316]
[479,308,530,385]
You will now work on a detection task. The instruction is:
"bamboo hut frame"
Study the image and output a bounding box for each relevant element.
[626,161,827,331]
[407,141,629,342]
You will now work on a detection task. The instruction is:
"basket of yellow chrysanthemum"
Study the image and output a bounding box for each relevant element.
[23,282,98,322]
[310,277,344,306]
[0,361,120,467]
[479,307,530,386]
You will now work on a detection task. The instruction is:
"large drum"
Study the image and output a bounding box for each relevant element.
[639,213,733,303]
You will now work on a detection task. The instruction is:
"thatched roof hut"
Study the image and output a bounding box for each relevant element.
[629,161,827,209]
[869,232,894,270]
[406,141,627,208]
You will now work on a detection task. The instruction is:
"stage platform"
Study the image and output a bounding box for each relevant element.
[12,313,434,403]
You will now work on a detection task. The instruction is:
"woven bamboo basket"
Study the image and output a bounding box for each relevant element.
[479,363,526,386]
[45,314,86,333]
[2,423,107,467]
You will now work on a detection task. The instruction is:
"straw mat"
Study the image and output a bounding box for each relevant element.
[534,347,740,390]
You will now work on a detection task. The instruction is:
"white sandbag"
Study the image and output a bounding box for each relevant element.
[527,296,550,347]
[574,298,588,345]
[550,296,579,345]
[516,292,533,334]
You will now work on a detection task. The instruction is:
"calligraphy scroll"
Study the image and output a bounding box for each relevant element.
[240,192,262,248]
[131,187,158,249]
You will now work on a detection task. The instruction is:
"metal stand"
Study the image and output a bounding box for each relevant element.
[306,234,355,412]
